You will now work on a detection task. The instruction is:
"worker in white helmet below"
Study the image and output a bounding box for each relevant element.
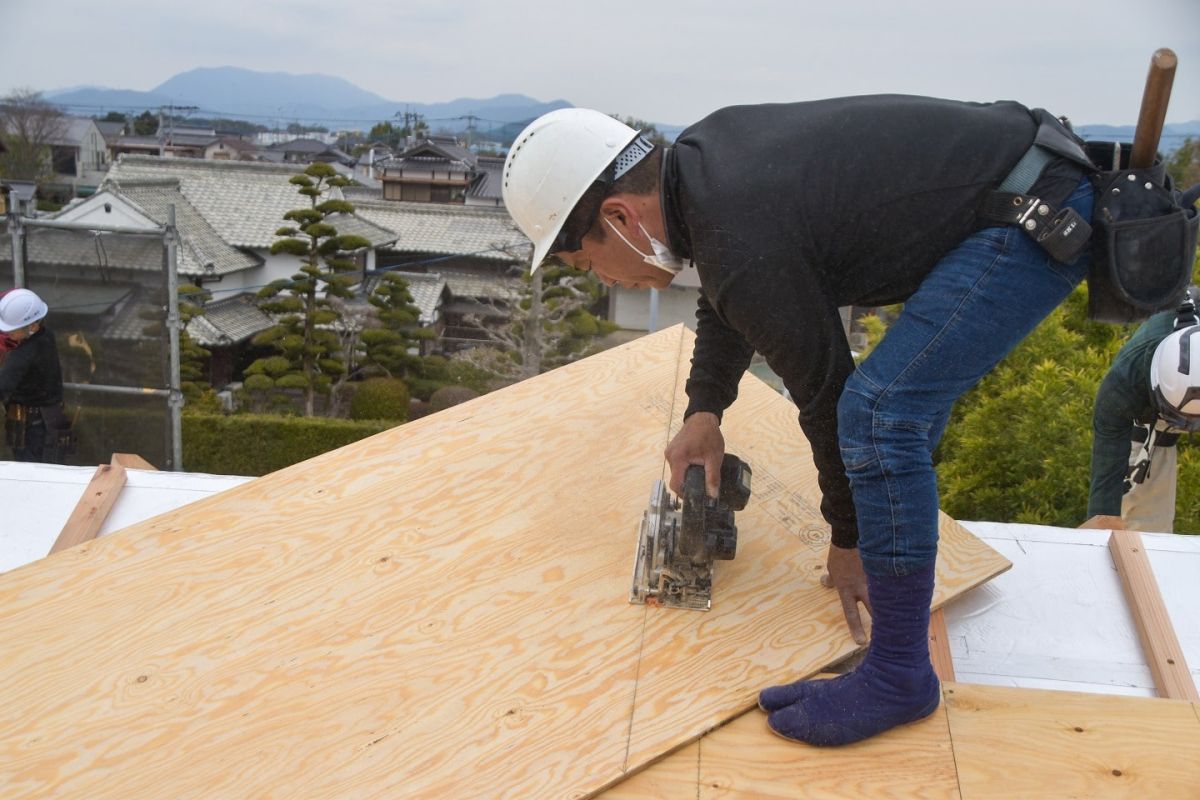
[1088,292,1200,532]
[504,97,1101,747]
[0,288,71,463]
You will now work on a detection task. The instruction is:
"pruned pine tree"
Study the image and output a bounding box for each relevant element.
[177,283,213,401]
[246,163,370,416]
[456,261,613,381]
[359,272,434,380]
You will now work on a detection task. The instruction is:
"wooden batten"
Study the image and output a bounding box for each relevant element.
[48,463,127,555]
[1108,530,1200,702]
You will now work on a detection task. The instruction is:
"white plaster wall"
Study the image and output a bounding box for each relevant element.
[610,285,701,332]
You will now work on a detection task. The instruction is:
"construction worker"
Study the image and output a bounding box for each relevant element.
[1088,295,1200,532]
[0,289,16,365]
[0,288,70,463]
[503,97,1098,746]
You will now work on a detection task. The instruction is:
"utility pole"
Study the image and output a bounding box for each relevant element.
[461,114,480,149]
[157,104,199,157]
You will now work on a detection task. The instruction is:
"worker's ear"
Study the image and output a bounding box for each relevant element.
[599,197,639,231]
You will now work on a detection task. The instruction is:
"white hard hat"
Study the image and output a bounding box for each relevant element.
[0,288,48,332]
[1150,324,1200,430]
[502,108,645,273]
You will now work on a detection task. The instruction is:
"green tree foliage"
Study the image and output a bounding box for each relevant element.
[612,115,667,146]
[349,377,410,421]
[177,283,213,401]
[247,163,370,416]
[0,89,66,183]
[456,262,616,381]
[358,272,433,380]
[930,288,1200,530]
[1167,137,1200,190]
[133,111,158,136]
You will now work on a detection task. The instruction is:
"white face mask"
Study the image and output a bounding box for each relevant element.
[605,219,690,276]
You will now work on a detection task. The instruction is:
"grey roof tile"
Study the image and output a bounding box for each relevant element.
[103,179,261,277]
[185,293,275,346]
[352,199,531,263]
[107,155,398,250]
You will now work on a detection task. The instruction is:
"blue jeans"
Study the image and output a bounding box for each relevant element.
[838,177,1094,576]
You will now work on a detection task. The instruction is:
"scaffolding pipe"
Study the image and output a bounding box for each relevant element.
[20,217,167,237]
[64,383,170,398]
[8,213,25,287]
[166,205,183,472]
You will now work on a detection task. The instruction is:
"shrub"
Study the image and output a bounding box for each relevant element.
[349,377,410,421]
[430,385,480,412]
[182,413,392,476]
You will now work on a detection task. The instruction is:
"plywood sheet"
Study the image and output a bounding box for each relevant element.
[602,682,1200,799]
[0,325,1008,799]
[946,683,1200,799]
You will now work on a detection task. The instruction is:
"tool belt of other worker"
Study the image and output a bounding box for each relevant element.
[979,111,1200,324]
[5,402,77,457]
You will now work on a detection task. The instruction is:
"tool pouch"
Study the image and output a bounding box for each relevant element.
[41,403,77,460]
[1085,141,1200,323]
[5,404,28,450]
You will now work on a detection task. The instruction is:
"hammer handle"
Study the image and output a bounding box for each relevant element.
[1129,48,1177,169]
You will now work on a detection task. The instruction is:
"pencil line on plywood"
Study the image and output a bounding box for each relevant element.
[943,686,966,800]
[623,604,653,772]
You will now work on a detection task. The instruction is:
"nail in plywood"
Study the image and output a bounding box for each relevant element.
[945,683,1200,799]
[1108,530,1200,701]
[0,326,1009,799]
[48,462,127,555]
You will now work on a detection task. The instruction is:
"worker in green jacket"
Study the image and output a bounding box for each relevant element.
[1089,294,1200,532]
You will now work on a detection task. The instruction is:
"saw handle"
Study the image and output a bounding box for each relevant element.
[1130,48,1177,170]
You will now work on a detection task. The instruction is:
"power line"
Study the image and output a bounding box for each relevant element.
[51,101,518,129]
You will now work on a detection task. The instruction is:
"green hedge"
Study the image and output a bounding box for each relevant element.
[182,413,394,476]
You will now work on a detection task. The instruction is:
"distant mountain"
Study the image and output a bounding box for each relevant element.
[1075,121,1199,154]
[45,67,573,138]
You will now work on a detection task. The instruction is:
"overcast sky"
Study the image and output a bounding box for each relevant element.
[2,0,1197,127]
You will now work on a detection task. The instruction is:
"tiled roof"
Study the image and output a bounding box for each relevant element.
[383,271,448,326]
[95,120,126,140]
[186,293,276,346]
[102,286,166,341]
[107,155,398,250]
[466,157,504,201]
[47,117,101,147]
[102,179,261,277]
[352,199,531,264]
[437,267,525,300]
[0,225,163,273]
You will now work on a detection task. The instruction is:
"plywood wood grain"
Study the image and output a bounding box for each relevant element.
[603,682,1200,799]
[0,325,1009,799]
[946,683,1200,799]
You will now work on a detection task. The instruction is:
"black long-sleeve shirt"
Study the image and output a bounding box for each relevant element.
[663,95,1048,548]
[0,326,64,407]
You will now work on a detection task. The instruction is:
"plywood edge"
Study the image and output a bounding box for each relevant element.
[1079,514,1125,530]
[111,453,157,470]
[929,607,956,682]
[1108,530,1200,702]
[49,463,127,555]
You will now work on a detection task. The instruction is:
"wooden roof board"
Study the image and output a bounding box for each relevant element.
[599,682,1200,799]
[0,325,1009,799]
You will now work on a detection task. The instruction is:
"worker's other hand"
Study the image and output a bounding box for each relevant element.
[665,412,724,498]
[821,544,871,645]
